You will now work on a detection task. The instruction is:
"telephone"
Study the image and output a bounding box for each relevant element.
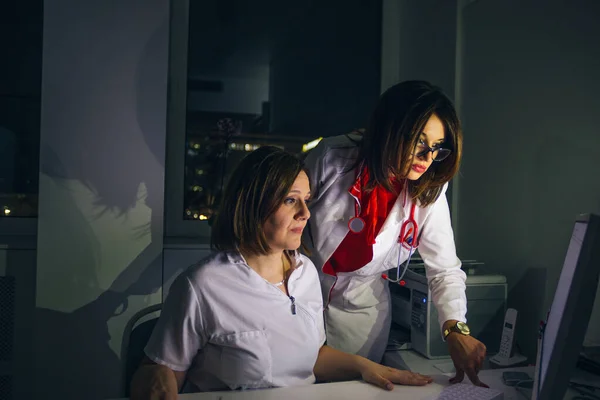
[490,308,528,367]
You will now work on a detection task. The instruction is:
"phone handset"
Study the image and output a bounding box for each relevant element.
[490,308,527,367]
[499,308,518,359]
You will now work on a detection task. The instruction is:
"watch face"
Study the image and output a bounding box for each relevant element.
[456,321,470,335]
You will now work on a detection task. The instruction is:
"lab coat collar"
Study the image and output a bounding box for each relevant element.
[226,249,305,270]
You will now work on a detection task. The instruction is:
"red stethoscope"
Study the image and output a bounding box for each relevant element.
[348,176,419,283]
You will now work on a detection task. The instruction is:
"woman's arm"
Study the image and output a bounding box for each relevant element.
[136,275,207,398]
[313,345,432,391]
[418,183,467,326]
[418,185,487,387]
[130,356,186,400]
[313,345,363,382]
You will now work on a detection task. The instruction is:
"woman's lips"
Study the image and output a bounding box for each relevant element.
[412,164,427,173]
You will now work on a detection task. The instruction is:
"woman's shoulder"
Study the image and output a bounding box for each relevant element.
[316,133,361,157]
[180,251,244,289]
[321,132,362,148]
[307,134,360,163]
[304,134,361,185]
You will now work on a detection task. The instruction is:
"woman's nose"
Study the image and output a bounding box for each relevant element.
[297,201,310,220]
[419,151,433,163]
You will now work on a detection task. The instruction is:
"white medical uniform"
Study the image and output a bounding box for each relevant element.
[303,134,467,363]
[145,251,326,392]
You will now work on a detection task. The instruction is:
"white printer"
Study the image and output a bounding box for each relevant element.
[389,261,507,359]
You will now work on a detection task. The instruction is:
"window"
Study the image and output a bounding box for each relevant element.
[183,111,310,222]
[0,1,43,225]
[165,0,383,239]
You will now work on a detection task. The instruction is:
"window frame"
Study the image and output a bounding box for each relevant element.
[0,218,37,237]
[165,0,399,241]
[164,0,212,240]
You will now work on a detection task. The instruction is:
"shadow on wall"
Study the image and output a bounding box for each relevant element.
[33,19,179,400]
[508,267,546,362]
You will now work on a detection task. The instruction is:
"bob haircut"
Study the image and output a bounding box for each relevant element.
[358,80,463,207]
[211,146,309,256]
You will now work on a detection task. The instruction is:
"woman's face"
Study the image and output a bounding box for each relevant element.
[262,171,311,253]
[406,114,446,181]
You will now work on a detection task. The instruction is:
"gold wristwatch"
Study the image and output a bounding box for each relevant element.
[443,321,471,340]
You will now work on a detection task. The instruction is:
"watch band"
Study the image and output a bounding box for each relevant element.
[443,321,471,340]
[443,327,455,340]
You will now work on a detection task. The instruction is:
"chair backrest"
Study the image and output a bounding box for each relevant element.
[121,303,162,397]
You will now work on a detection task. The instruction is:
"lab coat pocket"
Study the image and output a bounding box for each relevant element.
[342,275,387,310]
[214,330,272,390]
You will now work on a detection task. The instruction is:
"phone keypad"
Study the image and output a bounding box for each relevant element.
[499,333,512,357]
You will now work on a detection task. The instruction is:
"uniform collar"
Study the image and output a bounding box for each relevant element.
[227,250,304,270]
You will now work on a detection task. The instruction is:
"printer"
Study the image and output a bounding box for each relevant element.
[389,260,506,359]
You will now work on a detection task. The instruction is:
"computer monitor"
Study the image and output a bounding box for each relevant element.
[531,213,600,400]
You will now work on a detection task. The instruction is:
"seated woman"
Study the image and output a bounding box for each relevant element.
[130,146,433,399]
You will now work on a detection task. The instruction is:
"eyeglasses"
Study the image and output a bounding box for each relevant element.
[414,140,452,162]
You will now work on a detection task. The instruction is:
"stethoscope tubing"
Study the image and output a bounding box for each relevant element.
[347,168,419,283]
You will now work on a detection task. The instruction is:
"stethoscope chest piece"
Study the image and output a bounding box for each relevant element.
[348,216,366,233]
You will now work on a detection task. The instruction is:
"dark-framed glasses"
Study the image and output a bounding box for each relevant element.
[414,140,452,162]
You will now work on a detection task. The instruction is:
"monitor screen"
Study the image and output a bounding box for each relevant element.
[533,214,600,400]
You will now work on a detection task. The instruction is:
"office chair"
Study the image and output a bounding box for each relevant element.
[120,303,162,397]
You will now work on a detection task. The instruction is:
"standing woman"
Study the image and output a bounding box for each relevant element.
[303,80,488,386]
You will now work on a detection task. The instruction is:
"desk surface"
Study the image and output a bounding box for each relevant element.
[112,351,600,400]
[174,376,494,400]
[112,368,530,400]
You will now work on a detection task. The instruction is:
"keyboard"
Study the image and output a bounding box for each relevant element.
[429,383,504,400]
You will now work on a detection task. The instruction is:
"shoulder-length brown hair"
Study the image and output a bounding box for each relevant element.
[358,80,462,206]
[211,146,309,255]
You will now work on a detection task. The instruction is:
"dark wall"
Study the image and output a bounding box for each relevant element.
[457,0,600,359]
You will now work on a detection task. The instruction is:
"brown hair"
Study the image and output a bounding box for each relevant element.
[357,80,462,207]
[211,146,309,255]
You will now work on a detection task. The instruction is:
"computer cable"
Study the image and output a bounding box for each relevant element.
[513,380,534,400]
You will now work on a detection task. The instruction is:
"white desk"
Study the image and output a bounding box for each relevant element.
[381,349,600,400]
[177,376,498,399]
[112,351,600,400]
[115,369,528,400]
[115,368,597,400]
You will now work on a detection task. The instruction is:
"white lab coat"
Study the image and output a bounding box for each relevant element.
[303,134,467,362]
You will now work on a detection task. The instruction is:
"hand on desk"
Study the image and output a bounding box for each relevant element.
[357,357,433,391]
[446,333,488,388]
